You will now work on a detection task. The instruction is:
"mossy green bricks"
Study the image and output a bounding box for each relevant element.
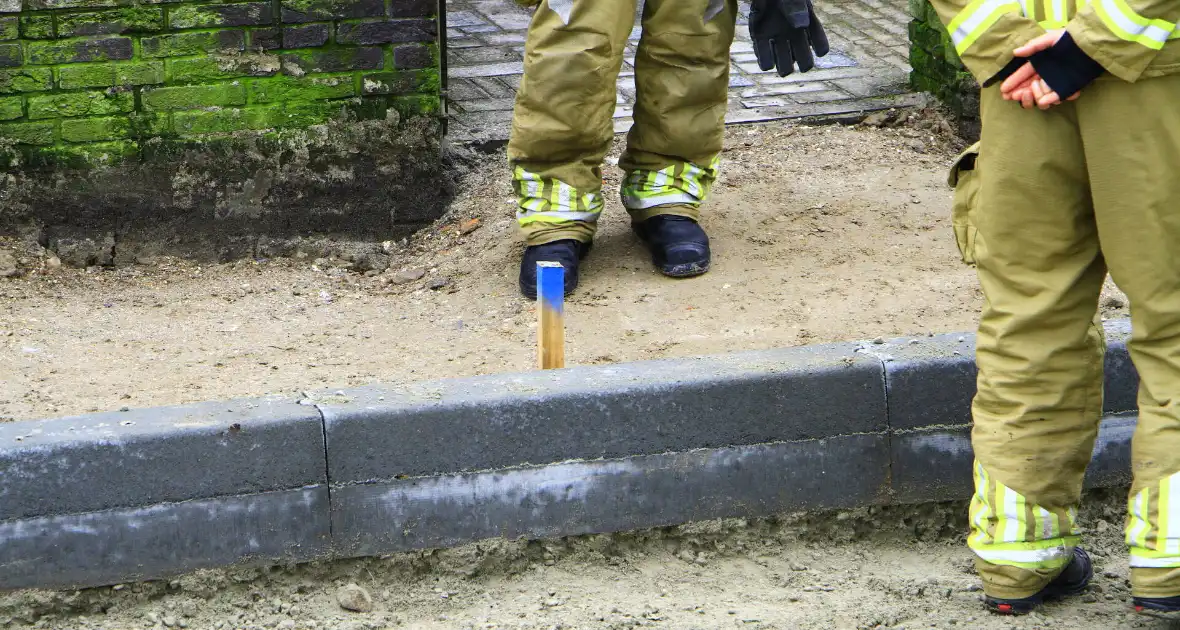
[0,0,441,155]
[908,0,980,139]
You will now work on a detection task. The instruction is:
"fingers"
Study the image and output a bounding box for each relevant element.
[773,35,796,76]
[753,38,776,72]
[1000,63,1038,95]
[1013,30,1064,56]
[788,30,815,72]
[807,8,829,57]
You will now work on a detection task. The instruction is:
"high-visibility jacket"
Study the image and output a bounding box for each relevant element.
[928,0,1180,84]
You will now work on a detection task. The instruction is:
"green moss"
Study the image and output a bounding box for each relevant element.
[28,91,134,119]
[0,121,55,145]
[0,69,53,94]
[249,74,354,103]
[141,83,247,111]
[116,61,166,86]
[61,116,132,142]
[20,15,55,39]
[59,64,118,89]
[168,6,226,29]
[58,7,163,36]
[0,95,22,120]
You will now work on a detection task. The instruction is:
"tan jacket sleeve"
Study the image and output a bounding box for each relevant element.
[1066,0,1180,81]
[928,0,1046,83]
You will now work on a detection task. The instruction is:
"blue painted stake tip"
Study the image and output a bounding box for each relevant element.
[536,261,565,310]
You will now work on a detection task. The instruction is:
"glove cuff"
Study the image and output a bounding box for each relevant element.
[1028,32,1105,98]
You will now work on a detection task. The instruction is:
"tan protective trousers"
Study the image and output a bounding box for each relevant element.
[506,0,736,245]
[952,74,1180,600]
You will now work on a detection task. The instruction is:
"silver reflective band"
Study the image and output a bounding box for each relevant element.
[549,0,574,24]
[950,0,1018,48]
[1097,0,1173,47]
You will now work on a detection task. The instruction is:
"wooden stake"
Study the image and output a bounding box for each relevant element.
[536,261,565,369]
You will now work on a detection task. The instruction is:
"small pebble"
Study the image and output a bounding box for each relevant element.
[336,583,373,613]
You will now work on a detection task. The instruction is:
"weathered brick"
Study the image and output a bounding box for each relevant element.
[20,15,54,38]
[141,82,247,110]
[29,90,133,119]
[250,27,282,49]
[58,8,164,36]
[28,0,118,9]
[249,74,354,102]
[26,37,133,65]
[61,116,130,142]
[59,64,118,89]
[170,55,280,83]
[280,0,383,23]
[389,0,435,18]
[141,30,245,57]
[0,121,54,144]
[361,70,430,95]
[337,19,434,44]
[280,47,382,73]
[0,94,21,119]
[170,2,273,29]
[0,16,17,40]
[173,107,256,133]
[394,43,432,69]
[283,23,328,48]
[116,61,165,85]
[0,68,52,93]
[0,43,19,67]
[250,100,336,127]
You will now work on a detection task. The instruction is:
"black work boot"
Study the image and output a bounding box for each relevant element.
[984,547,1093,615]
[632,215,710,278]
[1133,594,1180,618]
[518,239,591,300]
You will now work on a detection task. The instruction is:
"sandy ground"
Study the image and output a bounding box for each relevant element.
[1,489,1173,629]
[0,109,1148,629]
[0,109,1130,422]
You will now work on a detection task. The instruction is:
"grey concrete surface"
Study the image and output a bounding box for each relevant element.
[0,321,1150,591]
[0,487,330,591]
[330,434,890,557]
[889,413,1136,504]
[0,395,326,522]
[315,343,886,483]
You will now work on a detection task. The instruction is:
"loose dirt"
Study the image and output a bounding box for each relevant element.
[0,489,1169,629]
[0,109,1145,629]
[0,109,1130,422]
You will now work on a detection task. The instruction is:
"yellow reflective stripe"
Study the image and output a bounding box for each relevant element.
[949,0,1023,54]
[518,212,599,225]
[621,158,720,210]
[1092,0,1174,50]
[1161,476,1173,553]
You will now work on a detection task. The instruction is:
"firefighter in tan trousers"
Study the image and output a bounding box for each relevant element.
[507,0,828,298]
[933,0,1180,615]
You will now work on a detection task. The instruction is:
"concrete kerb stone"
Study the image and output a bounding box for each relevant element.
[877,319,1139,504]
[312,342,890,556]
[0,395,331,591]
[0,321,1147,591]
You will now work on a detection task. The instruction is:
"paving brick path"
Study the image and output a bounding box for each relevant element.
[443,0,922,143]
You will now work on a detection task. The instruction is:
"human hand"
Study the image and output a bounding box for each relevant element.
[1000,30,1081,109]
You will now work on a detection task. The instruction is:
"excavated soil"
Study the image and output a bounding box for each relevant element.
[0,489,1170,629]
[0,108,1146,629]
[0,109,1129,421]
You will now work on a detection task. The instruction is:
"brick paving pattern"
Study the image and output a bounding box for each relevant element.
[444,0,922,143]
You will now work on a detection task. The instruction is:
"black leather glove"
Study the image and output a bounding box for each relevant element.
[749,0,830,76]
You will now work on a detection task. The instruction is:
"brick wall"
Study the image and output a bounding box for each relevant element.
[907,0,980,141]
[0,0,441,153]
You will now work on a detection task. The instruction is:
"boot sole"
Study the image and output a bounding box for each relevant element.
[659,260,710,278]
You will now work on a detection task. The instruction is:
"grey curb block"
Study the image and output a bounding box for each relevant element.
[0,319,1141,591]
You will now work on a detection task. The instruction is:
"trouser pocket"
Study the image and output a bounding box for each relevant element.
[948,142,980,265]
